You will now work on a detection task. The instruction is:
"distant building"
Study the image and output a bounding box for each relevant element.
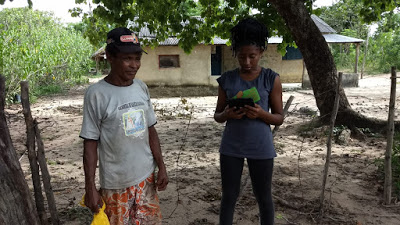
[91,15,363,86]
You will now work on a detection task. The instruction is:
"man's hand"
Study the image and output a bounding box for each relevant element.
[156,168,168,191]
[84,187,103,213]
[83,139,101,213]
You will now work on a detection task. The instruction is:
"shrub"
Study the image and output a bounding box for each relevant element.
[0,7,94,102]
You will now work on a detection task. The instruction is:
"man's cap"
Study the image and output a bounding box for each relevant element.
[106,27,146,54]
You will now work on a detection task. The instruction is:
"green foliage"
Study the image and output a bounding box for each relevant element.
[318,0,369,37]
[0,7,94,102]
[318,0,367,71]
[369,31,400,72]
[71,0,317,53]
[369,11,400,72]
[319,0,400,74]
[34,85,63,97]
[68,9,115,49]
[360,0,399,23]
[376,132,400,199]
[68,0,399,73]
[376,12,400,34]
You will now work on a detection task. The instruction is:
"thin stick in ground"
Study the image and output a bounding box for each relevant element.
[167,106,194,218]
[319,72,342,218]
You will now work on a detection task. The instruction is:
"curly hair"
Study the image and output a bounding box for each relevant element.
[230,18,269,57]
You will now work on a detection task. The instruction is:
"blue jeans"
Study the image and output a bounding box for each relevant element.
[219,154,274,225]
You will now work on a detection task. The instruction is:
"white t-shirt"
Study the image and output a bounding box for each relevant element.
[80,79,157,189]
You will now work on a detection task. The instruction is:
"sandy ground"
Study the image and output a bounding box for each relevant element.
[5,74,400,225]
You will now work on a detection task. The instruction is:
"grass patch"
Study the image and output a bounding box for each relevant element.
[297,119,324,136]
[34,84,64,97]
[59,206,92,225]
[47,159,57,165]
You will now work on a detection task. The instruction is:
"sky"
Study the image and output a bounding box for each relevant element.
[1,0,337,24]
[0,0,89,23]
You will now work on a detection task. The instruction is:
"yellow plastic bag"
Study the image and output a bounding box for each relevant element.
[80,195,110,225]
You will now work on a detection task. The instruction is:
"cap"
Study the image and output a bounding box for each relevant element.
[106,27,146,54]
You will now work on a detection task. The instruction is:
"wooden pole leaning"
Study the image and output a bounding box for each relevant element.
[273,95,294,135]
[319,72,342,217]
[34,118,60,225]
[20,81,48,225]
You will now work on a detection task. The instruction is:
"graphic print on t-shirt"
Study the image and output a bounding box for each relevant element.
[233,86,260,102]
[122,109,146,137]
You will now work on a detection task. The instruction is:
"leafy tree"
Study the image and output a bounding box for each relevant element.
[0,7,94,102]
[360,0,400,23]
[71,0,301,53]
[69,6,115,49]
[362,10,400,73]
[375,11,400,34]
[369,30,400,72]
[70,0,400,131]
[0,5,38,225]
[318,0,369,38]
[317,0,369,71]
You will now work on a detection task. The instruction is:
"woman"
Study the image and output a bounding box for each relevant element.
[214,18,284,225]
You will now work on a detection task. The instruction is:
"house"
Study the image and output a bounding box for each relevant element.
[91,15,363,87]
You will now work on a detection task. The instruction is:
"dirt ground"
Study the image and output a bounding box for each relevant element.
[5,74,400,225]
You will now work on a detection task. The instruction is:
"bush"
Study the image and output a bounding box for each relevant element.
[0,7,94,102]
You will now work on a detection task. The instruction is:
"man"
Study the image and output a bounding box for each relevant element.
[80,27,168,225]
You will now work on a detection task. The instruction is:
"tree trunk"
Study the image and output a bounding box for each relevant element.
[0,75,40,225]
[268,0,397,132]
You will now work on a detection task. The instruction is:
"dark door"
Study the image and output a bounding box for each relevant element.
[211,46,222,75]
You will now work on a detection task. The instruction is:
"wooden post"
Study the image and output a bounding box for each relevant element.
[361,31,369,79]
[96,57,100,74]
[34,119,60,225]
[355,44,360,73]
[273,95,294,135]
[384,67,397,205]
[21,81,48,225]
[319,72,342,217]
[302,60,306,87]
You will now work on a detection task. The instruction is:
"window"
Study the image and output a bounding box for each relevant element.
[159,55,180,68]
[282,46,303,60]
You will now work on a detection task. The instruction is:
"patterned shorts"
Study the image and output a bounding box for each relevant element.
[100,173,162,225]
